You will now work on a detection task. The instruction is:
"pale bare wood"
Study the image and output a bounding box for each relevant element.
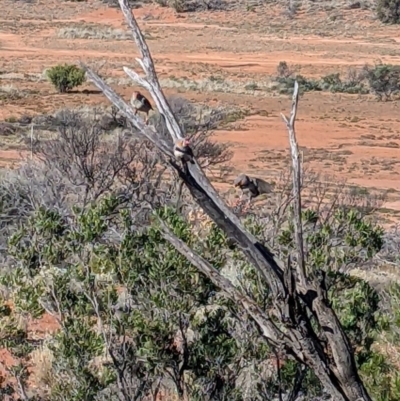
[83,0,288,298]
[280,81,306,284]
[116,0,184,141]
[281,82,372,401]
[81,65,173,157]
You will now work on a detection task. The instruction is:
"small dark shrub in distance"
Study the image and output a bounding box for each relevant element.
[377,0,400,23]
[277,74,322,95]
[364,63,400,100]
[277,61,294,78]
[46,64,86,93]
[320,73,369,94]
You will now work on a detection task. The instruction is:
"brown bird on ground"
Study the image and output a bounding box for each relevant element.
[130,90,153,125]
[174,138,195,165]
[233,173,274,208]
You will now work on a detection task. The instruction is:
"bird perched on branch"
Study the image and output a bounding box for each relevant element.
[233,173,274,208]
[174,138,195,165]
[130,90,153,125]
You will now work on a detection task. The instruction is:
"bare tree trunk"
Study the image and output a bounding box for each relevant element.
[80,1,373,400]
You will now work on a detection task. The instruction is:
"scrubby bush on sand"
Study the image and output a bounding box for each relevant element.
[46,64,86,93]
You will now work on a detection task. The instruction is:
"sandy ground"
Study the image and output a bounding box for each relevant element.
[1,0,400,395]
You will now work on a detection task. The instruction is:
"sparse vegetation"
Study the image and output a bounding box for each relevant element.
[364,63,400,100]
[99,62,400,100]
[57,25,131,40]
[100,0,230,11]
[320,71,369,94]
[46,64,86,93]
[275,61,400,99]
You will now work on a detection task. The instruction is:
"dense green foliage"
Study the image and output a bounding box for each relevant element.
[0,183,398,400]
[46,64,86,93]
[364,64,400,100]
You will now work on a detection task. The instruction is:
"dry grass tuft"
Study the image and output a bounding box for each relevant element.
[57,25,131,40]
[0,84,28,100]
[187,208,214,233]
[29,340,55,391]
[105,76,275,96]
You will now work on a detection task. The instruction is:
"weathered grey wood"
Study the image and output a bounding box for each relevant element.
[281,81,307,285]
[117,0,184,142]
[282,83,372,401]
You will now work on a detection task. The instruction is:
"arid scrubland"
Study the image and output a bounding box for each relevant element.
[2,0,400,400]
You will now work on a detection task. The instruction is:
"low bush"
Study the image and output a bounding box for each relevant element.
[1,91,400,399]
[0,176,395,400]
[46,64,86,93]
[275,61,400,99]
[276,75,322,95]
[363,63,400,100]
[320,72,369,94]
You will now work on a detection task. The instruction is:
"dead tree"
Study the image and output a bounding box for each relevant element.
[80,1,373,399]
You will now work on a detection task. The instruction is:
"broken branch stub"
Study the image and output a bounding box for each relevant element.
[281,83,372,401]
[81,0,374,399]
[280,81,306,284]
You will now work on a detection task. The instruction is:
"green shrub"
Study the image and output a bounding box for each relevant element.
[1,190,391,400]
[364,63,400,100]
[277,74,322,94]
[275,62,374,97]
[377,0,400,23]
[321,72,341,85]
[46,64,86,93]
[320,73,369,94]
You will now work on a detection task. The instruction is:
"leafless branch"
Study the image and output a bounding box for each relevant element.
[280,81,306,284]
[81,22,286,305]
[280,86,372,401]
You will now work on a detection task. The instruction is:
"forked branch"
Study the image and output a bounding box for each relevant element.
[117,0,184,141]
[81,4,286,301]
[80,1,373,400]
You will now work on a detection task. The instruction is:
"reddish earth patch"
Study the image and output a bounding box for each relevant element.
[27,314,59,340]
[0,151,24,168]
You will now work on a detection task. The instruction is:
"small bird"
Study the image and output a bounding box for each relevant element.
[174,138,195,165]
[233,173,274,208]
[130,90,153,125]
